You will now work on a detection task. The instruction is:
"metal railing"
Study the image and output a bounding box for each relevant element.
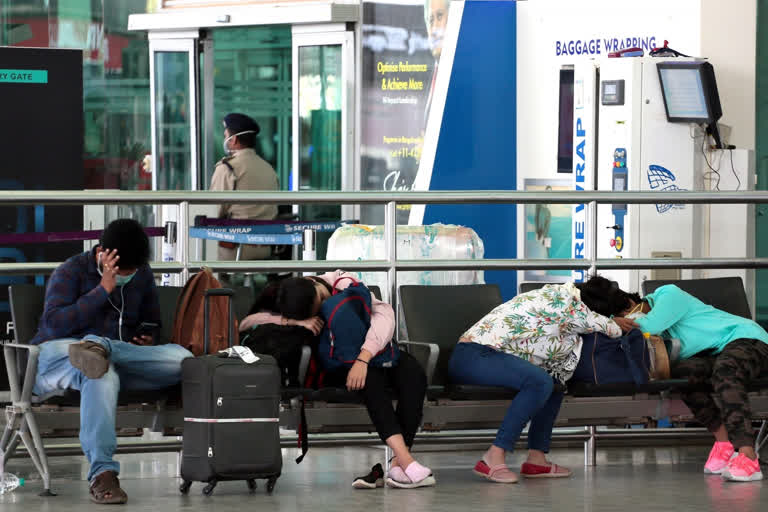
[2,190,768,308]
[0,190,768,290]
[0,189,766,450]
[1,190,767,264]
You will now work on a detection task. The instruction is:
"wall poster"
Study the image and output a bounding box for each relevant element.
[360,0,451,224]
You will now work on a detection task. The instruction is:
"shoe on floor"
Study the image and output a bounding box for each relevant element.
[704,441,735,475]
[520,462,572,478]
[473,459,518,483]
[89,470,127,504]
[386,461,436,489]
[69,341,110,379]
[352,463,385,489]
[722,453,763,482]
[387,465,407,482]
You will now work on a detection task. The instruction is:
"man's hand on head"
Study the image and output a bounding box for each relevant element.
[98,248,120,294]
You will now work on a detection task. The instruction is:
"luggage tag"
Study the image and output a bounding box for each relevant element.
[218,346,260,364]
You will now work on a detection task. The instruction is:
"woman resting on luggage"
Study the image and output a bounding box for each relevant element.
[240,271,433,489]
[448,278,622,483]
[607,282,768,482]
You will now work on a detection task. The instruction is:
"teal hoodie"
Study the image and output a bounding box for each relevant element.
[635,285,768,359]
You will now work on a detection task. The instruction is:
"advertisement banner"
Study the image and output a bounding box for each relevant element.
[360,0,448,224]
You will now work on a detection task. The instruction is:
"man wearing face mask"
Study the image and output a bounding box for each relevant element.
[210,112,279,262]
[30,219,193,504]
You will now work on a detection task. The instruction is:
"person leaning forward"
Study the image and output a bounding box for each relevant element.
[30,219,193,504]
[210,112,279,261]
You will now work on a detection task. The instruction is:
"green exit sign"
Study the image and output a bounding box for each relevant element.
[0,69,48,84]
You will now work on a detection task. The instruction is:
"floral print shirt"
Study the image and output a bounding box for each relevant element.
[459,283,622,384]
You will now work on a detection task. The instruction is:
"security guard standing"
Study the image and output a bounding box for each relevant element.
[211,113,279,262]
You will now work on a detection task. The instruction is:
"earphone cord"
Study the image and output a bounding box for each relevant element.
[98,254,124,342]
[107,287,124,342]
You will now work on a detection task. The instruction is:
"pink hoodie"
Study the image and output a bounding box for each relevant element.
[245,271,396,356]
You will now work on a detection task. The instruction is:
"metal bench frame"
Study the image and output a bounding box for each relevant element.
[5,278,768,495]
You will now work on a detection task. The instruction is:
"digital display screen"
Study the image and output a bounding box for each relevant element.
[601,80,624,105]
[613,176,626,191]
[557,68,574,173]
[659,67,709,120]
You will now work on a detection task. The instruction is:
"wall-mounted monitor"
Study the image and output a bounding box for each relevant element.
[656,60,723,147]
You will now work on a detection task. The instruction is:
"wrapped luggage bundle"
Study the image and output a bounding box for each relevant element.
[326,224,485,302]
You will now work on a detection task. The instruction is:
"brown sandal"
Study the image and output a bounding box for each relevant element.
[90,470,127,504]
[69,341,109,379]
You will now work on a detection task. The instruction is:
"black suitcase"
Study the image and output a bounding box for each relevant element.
[179,289,282,496]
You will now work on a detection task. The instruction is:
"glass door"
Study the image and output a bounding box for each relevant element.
[292,26,355,258]
[201,26,293,191]
[149,33,200,281]
[150,34,200,191]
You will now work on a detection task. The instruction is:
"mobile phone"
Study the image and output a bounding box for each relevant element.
[137,322,159,336]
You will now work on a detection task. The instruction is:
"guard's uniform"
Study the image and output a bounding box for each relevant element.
[210,147,279,261]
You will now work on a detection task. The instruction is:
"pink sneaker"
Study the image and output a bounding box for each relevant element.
[722,453,763,482]
[704,442,735,474]
[387,465,407,483]
[386,461,436,489]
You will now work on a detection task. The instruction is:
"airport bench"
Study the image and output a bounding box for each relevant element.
[283,279,767,462]
[5,277,767,494]
[397,279,767,458]
[0,283,253,494]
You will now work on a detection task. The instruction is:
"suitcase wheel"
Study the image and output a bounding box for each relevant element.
[179,480,192,495]
[247,479,257,493]
[266,476,278,494]
[203,481,217,497]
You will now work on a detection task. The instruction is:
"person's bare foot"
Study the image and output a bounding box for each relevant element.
[484,446,506,467]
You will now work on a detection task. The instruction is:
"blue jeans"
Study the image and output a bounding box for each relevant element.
[33,335,193,480]
[448,342,564,453]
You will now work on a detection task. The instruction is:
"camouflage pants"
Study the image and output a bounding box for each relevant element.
[672,338,768,448]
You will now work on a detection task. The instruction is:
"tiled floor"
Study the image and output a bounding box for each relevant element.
[1,444,766,511]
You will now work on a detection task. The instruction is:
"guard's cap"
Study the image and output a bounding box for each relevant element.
[223,113,260,136]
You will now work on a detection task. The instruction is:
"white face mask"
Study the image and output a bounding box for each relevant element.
[222,130,256,155]
[625,301,646,320]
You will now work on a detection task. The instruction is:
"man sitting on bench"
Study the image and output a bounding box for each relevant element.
[29,219,193,504]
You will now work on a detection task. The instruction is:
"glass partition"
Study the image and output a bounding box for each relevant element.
[203,26,292,191]
[292,28,354,258]
[153,50,194,190]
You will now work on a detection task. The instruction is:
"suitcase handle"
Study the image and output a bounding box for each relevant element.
[203,288,236,354]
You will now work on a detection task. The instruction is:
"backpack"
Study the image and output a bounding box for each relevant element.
[571,329,650,386]
[240,324,314,388]
[172,268,239,356]
[316,277,400,371]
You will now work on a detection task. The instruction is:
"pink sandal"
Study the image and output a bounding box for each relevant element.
[473,460,519,483]
[520,462,572,478]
